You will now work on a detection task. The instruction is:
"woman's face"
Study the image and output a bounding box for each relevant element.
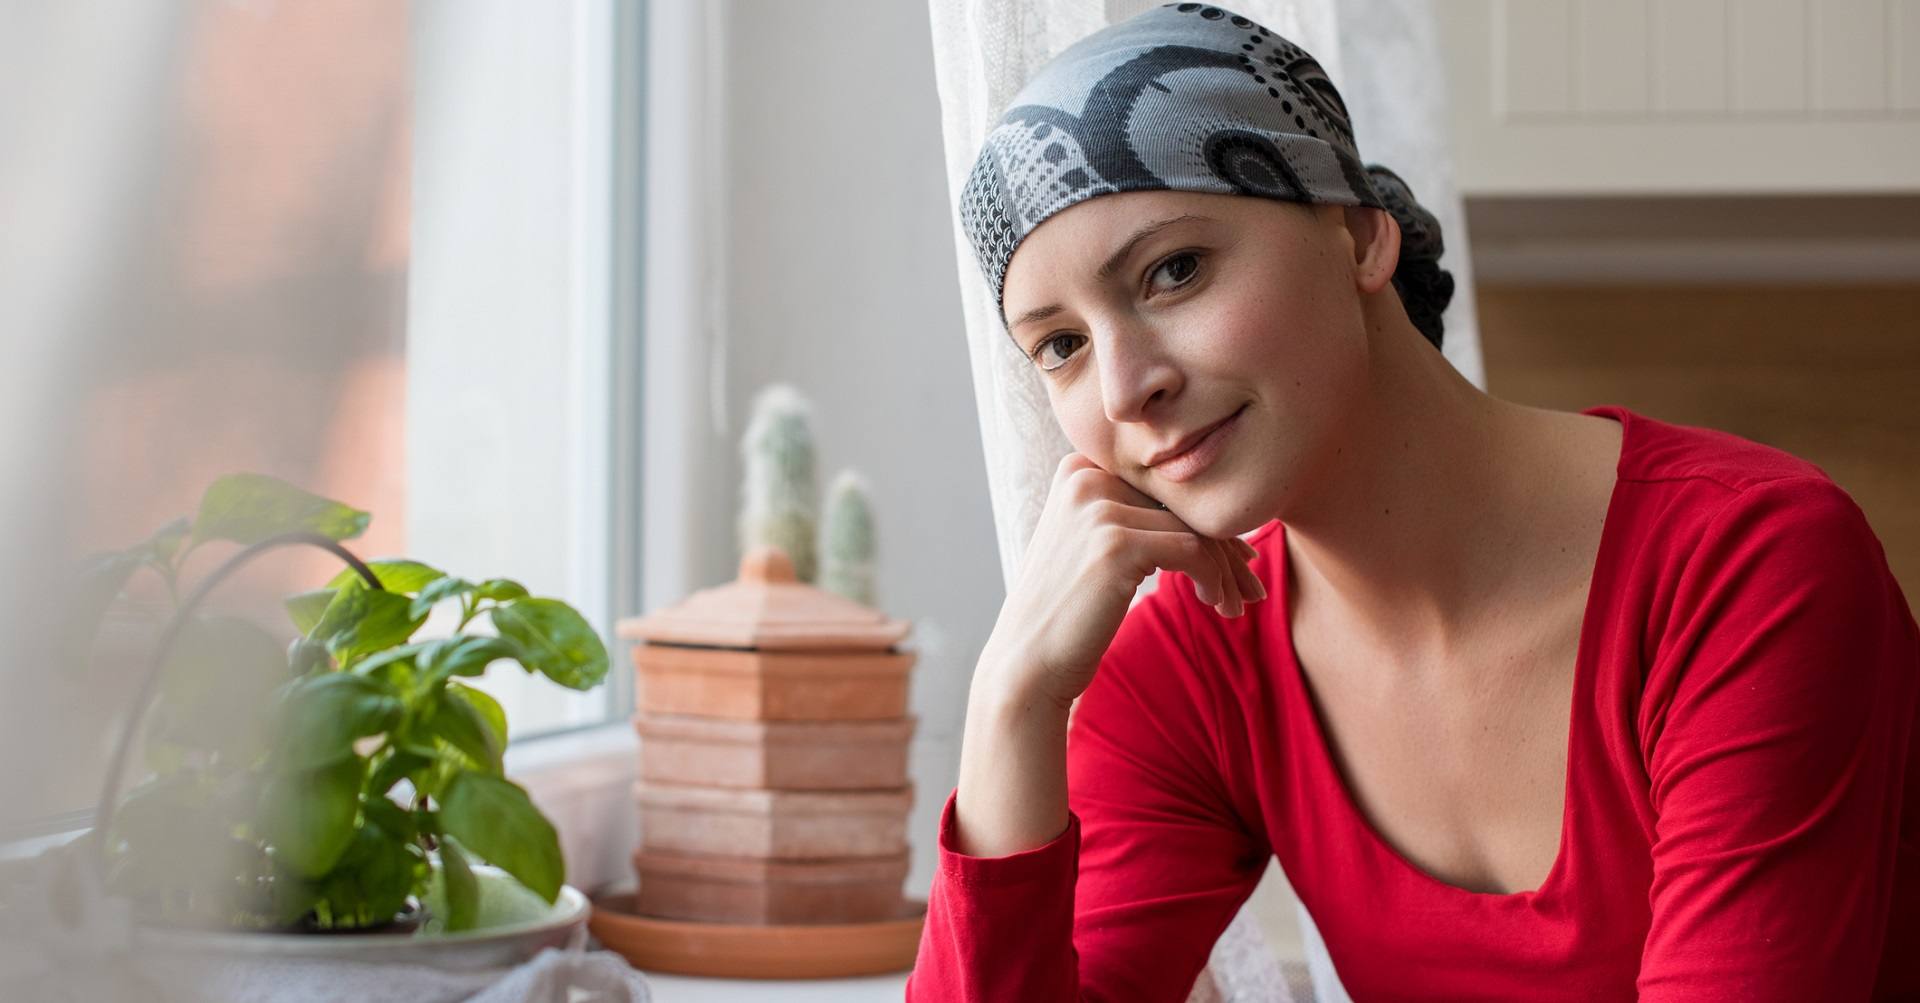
[1000,188,1385,539]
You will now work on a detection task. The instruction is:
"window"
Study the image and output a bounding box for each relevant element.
[407,0,640,738]
[69,0,639,754]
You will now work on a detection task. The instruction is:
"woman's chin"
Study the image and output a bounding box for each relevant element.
[1172,491,1273,540]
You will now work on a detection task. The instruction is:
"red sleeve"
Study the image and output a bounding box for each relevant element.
[907,579,1268,1001]
[1637,477,1920,1000]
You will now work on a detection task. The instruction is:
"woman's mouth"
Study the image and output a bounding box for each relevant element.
[1151,404,1246,483]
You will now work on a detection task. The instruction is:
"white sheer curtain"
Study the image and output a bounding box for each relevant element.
[924,2,1481,1000]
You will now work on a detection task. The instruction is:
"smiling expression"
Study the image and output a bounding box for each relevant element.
[1001,188,1390,538]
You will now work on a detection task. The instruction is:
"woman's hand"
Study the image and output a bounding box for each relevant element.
[981,452,1267,714]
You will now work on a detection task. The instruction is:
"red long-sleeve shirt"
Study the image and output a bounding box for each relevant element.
[908,405,1920,1001]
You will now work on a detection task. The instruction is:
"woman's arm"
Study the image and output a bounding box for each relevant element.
[909,571,1268,1002]
[904,452,1266,1002]
[949,637,1072,859]
[1638,476,1920,1000]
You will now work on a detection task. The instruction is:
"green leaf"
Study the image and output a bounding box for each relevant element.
[143,517,191,569]
[309,815,422,930]
[107,772,203,854]
[420,755,460,802]
[260,756,364,879]
[351,641,430,679]
[269,866,322,927]
[190,473,369,548]
[475,579,528,602]
[313,589,426,663]
[361,795,417,842]
[326,559,445,594]
[286,636,331,677]
[284,590,335,635]
[157,615,289,760]
[438,837,480,933]
[277,673,402,772]
[419,635,521,686]
[409,576,476,619]
[439,773,563,904]
[489,598,609,691]
[448,683,507,751]
[64,551,143,668]
[368,747,434,798]
[426,686,502,773]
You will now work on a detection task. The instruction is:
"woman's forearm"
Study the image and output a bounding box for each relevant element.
[953,639,1073,858]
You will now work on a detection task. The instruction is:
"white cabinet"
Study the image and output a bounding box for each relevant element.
[1436,0,1920,194]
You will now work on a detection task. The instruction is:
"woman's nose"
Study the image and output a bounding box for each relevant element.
[1094,321,1180,424]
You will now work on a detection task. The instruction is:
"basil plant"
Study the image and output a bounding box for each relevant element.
[90,474,609,933]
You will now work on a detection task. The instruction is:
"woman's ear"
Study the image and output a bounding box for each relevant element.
[1341,205,1400,295]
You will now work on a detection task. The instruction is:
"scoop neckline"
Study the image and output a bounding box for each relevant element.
[1273,405,1635,902]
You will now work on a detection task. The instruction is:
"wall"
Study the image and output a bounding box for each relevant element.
[1480,281,1920,614]
[707,0,1002,897]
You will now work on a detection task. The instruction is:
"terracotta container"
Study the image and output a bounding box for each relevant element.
[618,547,915,722]
[635,781,912,859]
[632,849,909,924]
[633,644,912,720]
[636,712,917,790]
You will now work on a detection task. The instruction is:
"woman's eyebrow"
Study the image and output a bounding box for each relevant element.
[1094,213,1211,282]
[1008,213,1214,333]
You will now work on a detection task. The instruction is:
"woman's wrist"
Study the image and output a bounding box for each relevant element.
[953,640,1073,858]
[971,632,1077,717]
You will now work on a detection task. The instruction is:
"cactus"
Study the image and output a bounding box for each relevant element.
[738,384,819,582]
[819,470,877,606]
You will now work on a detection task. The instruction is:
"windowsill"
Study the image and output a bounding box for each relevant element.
[2,726,640,885]
[507,721,639,897]
[506,719,637,779]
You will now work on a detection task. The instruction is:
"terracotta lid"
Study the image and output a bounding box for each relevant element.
[617,546,911,652]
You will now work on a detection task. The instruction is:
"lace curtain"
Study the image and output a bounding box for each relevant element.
[923,2,1481,999]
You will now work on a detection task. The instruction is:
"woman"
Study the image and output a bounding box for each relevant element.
[907,5,1920,1001]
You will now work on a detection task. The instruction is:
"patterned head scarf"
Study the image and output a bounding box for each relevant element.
[958,2,1453,347]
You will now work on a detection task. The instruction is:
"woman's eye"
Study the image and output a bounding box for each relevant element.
[1149,252,1201,294]
[1033,333,1086,371]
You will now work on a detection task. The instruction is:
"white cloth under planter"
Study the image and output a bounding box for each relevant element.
[129,947,654,1003]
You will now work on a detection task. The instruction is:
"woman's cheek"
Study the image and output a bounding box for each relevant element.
[1050,387,1112,465]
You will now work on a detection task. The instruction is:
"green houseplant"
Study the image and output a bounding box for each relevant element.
[81,472,610,937]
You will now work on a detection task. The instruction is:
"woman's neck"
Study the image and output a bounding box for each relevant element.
[1277,303,1601,660]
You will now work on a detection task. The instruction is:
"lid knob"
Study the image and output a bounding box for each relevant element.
[740,545,797,584]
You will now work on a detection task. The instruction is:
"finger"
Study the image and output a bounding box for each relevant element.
[1066,460,1169,513]
[1093,505,1247,610]
[1195,537,1242,618]
[1210,538,1246,617]
[1090,504,1248,613]
[1226,547,1267,603]
[1087,498,1201,534]
[1120,527,1231,605]
[1053,451,1097,487]
[1231,536,1258,561]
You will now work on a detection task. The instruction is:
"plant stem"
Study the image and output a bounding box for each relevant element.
[89,532,381,878]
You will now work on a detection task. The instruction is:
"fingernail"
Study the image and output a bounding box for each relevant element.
[1249,577,1268,601]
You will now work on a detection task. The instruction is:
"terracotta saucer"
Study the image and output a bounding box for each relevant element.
[589,893,926,979]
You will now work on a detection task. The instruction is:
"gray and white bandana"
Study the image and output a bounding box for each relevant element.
[958,3,1452,346]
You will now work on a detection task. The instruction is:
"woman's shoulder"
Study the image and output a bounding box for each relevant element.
[1597,412,1911,686]
[1593,404,1831,494]
[1581,405,1885,576]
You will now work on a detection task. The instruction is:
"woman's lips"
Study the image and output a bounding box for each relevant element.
[1152,404,1246,483]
